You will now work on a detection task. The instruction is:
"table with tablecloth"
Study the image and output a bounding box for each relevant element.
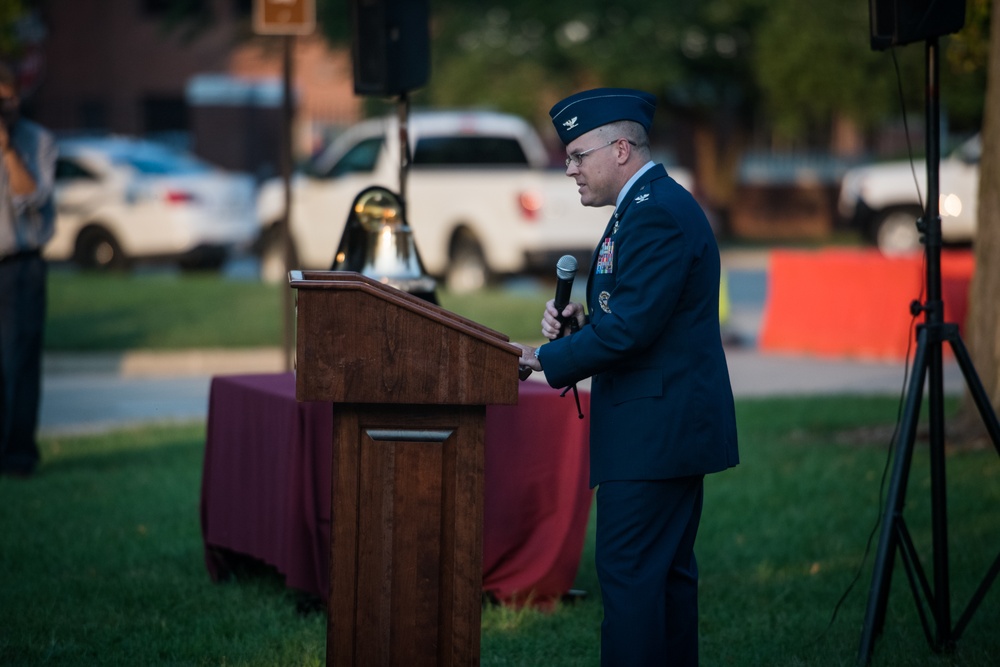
[199,372,592,606]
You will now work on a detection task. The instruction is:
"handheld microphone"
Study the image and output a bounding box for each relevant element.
[553,254,585,418]
[554,255,578,333]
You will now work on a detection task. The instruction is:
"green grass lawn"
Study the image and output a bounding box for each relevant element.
[2,396,997,666]
[44,270,550,351]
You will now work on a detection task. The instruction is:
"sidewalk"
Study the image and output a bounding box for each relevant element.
[39,348,285,436]
[38,344,964,437]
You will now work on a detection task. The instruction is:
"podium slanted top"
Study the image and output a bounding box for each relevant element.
[290,271,520,406]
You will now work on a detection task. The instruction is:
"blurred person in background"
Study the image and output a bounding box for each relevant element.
[0,61,57,478]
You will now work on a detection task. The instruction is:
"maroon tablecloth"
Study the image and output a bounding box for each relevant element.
[199,373,592,607]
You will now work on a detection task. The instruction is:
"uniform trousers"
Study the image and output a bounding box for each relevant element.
[596,475,705,666]
[0,251,46,475]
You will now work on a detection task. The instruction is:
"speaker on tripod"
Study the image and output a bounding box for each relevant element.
[857,3,1000,665]
[869,0,967,50]
[346,0,431,287]
[350,0,430,96]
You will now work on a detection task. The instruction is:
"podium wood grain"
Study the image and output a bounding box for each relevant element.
[290,271,519,666]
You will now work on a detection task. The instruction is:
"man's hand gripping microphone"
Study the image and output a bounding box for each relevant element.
[553,255,584,418]
[553,255,579,336]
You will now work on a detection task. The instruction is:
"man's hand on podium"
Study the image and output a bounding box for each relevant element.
[514,343,541,381]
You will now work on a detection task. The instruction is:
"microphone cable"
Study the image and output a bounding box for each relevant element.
[559,318,585,419]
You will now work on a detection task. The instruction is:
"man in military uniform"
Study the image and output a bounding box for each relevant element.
[515,88,739,665]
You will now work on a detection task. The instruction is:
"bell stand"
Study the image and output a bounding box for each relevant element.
[396,91,411,204]
[856,37,1000,665]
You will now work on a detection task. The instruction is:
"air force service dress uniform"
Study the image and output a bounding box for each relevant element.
[538,89,739,666]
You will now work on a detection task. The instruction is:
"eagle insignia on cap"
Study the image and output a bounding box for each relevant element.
[598,291,612,314]
[563,116,579,130]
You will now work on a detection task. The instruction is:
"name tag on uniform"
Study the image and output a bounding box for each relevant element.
[596,237,614,274]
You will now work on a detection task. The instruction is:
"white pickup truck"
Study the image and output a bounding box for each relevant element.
[837,133,980,255]
[255,110,619,291]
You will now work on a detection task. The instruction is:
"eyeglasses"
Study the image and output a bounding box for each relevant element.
[565,138,637,168]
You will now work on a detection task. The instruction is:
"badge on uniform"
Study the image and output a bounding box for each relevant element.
[598,290,612,313]
[596,237,614,274]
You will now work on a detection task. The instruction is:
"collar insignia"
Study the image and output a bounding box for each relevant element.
[563,116,579,130]
[634,193,650,204]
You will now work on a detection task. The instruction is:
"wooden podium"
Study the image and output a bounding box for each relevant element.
[289,271,520,666]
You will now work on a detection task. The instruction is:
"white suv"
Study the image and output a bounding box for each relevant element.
[837,133,979,255]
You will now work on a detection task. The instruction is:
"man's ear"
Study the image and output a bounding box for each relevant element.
[617,139,631,165]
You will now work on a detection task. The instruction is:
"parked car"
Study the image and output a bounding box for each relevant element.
[255,110,695,291]
[46,136,257,270]
[837,133,980,255]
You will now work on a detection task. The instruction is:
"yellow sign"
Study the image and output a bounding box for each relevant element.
[254,0,316,35]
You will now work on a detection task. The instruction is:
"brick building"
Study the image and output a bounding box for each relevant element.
[24,1,361,173]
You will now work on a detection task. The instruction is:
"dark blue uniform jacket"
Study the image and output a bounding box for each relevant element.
[539,164,739,487]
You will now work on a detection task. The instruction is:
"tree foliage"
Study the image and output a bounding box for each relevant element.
[0,0,32,59]
[14,0,976,148]
[418,0,766,132]
[313,0,989,148]
[942,0,992,132]
[754,1,916,141]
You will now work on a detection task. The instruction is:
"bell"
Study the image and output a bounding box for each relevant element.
[332,186,438,303]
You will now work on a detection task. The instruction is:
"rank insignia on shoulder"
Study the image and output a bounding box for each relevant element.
[634,193,650,204]
[598,291,612,314]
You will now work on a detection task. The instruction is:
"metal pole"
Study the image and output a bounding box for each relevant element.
[281,35,295,372]
[924,37,953,651]
[858,31,1000,667]
[397,91,410,203]
[857,36,949,665]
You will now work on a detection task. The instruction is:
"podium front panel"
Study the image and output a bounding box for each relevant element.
[328,404,484,667]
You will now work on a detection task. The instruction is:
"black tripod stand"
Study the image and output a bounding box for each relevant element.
[856,37,1000,666]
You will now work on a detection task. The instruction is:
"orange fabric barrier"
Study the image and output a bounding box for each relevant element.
[759,249,974,361]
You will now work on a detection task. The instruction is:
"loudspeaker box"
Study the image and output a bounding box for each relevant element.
[351,0,430,96]
[870,0,966,50]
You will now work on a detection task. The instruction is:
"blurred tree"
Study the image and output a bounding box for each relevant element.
[90,0,986,208]
[0,1,31,56]
[755,0,921,152]
[70,1,984,150]
[421,0,767,207]
[959,0,1000,443]
[943,0,991,135]
[755,0,987,153]
[148,0,215,40]
[0,1,48,100]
